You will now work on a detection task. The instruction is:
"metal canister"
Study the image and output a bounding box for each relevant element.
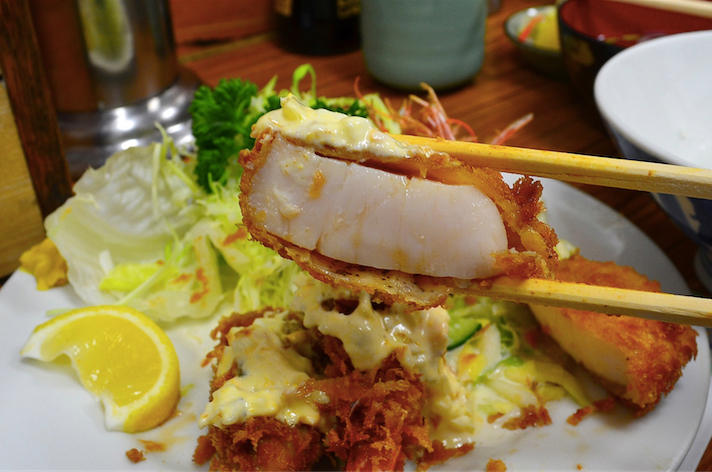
[29,0,199,177]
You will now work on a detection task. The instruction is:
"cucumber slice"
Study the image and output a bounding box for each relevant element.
[447,317,482,350]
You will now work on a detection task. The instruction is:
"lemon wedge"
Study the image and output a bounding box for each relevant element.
[21,305,180,433]
[531,9,560,51]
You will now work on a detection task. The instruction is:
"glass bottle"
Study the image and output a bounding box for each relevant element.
[274,0,361,55]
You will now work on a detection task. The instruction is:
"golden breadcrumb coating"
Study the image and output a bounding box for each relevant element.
[200,417,324,472]
[195,309,472,471]
[533,255,697,415]
[486,458,507,472]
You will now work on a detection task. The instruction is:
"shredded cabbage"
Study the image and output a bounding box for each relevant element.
[445,295,592,429]
[45,143,203,317]
[197,176,303,312]
[44,135,302,322]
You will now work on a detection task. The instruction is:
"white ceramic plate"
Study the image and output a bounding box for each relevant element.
[0,179,709,471]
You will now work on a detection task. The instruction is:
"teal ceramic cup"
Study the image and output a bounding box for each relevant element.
[361,0,488,91]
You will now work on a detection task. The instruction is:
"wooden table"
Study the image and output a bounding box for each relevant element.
[173,0,712,468]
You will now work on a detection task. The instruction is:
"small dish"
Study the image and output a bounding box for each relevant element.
[504,5,567,80]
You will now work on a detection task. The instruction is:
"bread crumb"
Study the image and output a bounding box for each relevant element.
[138,440,166,452]
[486,458,507,472]
[125,448,145,463]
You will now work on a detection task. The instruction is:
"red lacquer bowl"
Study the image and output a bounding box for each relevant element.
[558,0,712,100]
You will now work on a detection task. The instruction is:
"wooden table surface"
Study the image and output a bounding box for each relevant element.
[173,0,712,468]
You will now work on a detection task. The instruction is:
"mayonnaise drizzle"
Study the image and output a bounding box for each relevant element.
[200,277,477,446]
[290,277,477,446]
[291,277,449,378]
[199,311,322,429]
[253,94,426,159]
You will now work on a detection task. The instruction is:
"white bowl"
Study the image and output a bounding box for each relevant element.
[595,30,712,169]
[594,30,712,291]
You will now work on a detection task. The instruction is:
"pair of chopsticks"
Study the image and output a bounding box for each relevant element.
[607,0,712,19]
[393,135,712,327]
[396,135,712,199]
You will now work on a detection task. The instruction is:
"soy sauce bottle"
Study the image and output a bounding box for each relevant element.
[274,0,361,55]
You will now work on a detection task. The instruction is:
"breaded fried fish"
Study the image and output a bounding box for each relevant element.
[239,95,558,308]
[529,255,698,415]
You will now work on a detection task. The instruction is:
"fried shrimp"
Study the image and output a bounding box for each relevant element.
[239,95,558,308]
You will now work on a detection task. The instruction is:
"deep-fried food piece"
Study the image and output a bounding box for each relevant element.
[299,346,432,471]
[486,458,508,472]
[297,334,472,471]
[196,309,324,471]
[195,301,475,471]
[239,95,558,308]
[125,448,145,463]
[530,255,697,415]
[202,417,323,472]
[419,441,475,471]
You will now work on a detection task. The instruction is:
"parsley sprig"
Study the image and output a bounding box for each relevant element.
[188,64,369,192]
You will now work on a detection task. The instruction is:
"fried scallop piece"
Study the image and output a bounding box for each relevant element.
[298,339,474,471]
[239,95,558,308]
[199,417,323,472]
[195,307,473,472]
[529,255,698,415]
[195,309,325,472]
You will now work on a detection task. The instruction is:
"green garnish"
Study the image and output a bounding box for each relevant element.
[446,296,492,350]
[189,77,280,192]
[189,64,370,192]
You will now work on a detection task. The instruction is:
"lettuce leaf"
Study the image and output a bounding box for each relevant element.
[44,141,223,321]
[45,135,302,322]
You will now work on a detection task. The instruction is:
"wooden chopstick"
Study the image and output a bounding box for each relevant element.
[395,135,712,199]
[606,0,712,18]
[385,135,712,325]
[465,276,712,327]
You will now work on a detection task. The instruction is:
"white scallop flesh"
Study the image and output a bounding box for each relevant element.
[247,136,508,279]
